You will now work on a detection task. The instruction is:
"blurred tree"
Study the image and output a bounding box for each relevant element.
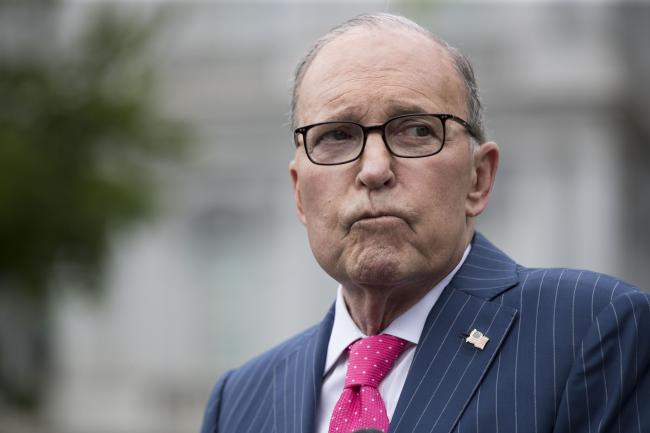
[0,4,187,410]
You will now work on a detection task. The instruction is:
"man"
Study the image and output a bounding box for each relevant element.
[201,13,650,433]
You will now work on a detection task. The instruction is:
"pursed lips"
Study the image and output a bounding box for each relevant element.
[356,213,401,222]
[347,210,410,231]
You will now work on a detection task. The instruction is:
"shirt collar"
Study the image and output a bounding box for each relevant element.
[323,244,471,375]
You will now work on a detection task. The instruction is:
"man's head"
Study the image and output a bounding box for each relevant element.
[289,13,499,295]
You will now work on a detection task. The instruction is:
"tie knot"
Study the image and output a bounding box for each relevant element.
[344,334,408,389]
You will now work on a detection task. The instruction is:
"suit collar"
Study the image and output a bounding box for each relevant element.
[450,231,519,300]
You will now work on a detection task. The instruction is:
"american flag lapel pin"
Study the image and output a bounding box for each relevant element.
[465,329,489,350]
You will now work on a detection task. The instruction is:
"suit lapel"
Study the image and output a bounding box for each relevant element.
[272,306,334,433]
[391,232,520,433]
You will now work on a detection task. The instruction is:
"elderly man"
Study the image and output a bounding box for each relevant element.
[201,13,650,433]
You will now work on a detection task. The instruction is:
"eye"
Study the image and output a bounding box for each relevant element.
[404,124,433,137]
[311,124,359,148]
[321,129,353,142]
[390,118,442,142]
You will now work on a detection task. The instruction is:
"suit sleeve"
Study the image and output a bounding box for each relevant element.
[554,290,650,433]
[200,370,233,433]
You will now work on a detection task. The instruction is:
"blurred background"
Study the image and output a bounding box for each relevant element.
[1,0,649,432]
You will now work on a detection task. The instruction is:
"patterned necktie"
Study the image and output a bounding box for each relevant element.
[328,334,408,433]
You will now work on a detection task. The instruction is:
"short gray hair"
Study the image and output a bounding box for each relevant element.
[289,13,487,145]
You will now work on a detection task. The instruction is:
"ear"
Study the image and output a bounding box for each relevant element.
[466,141,499,217]
[289,158,307,225]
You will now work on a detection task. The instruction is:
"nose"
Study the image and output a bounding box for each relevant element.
[356,131,395,189]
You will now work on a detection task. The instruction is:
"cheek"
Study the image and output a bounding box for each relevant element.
[298,173,348,273]
[409,158,472,221]
[299,171,341,229]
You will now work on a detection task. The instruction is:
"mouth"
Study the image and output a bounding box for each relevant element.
[348,211,407,230]
[356,214,401,222]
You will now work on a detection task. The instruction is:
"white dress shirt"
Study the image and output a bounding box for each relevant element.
[315,245,471,433]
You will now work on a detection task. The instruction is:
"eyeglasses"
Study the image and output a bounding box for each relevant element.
[293,113,475,166]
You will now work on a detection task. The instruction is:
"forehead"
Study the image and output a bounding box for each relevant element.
[296,27,467,125]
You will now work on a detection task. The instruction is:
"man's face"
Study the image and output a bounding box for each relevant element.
[290,27,496,291]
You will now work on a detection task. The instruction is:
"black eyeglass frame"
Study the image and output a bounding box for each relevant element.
[293,113,476,166]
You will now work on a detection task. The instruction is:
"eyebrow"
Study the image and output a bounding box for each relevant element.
[321,102,434,124]
[319,106,368,123]
[383,103,433,119]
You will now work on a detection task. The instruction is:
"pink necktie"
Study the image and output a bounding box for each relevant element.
[328,334,408,433]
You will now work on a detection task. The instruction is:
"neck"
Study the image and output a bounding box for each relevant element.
[342,285,420,335]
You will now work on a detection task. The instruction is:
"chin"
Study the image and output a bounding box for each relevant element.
[344,246,408,287]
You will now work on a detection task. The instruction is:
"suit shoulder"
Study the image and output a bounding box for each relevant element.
[515,266,643,314]
[200,321,323,432]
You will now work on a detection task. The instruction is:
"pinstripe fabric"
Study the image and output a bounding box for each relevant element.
[200,232,650,433]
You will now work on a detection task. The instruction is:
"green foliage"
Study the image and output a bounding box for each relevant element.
[0,8,187,301]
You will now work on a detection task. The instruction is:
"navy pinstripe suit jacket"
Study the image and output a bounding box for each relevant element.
[201,232,650,433]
